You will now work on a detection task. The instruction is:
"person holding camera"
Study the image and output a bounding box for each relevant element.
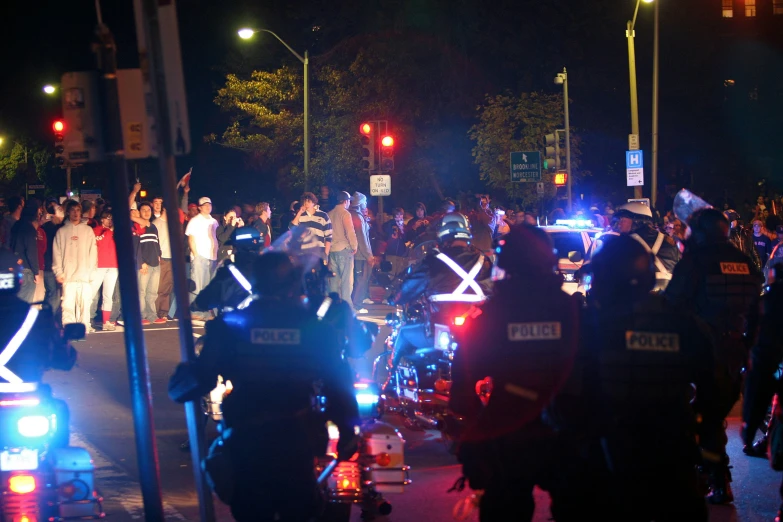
[406,202,429,246]
[217,208,244,265]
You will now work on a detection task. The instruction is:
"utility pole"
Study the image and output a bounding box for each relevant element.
[651,0,660,209]
[563,68,572,214]
[627,19,643,200]
[93,6,165,521]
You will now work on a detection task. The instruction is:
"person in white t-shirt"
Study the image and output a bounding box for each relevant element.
[185,197,218,319]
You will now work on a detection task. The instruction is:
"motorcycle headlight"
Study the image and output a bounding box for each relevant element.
[18,415,51,438]
[438,331,451,350]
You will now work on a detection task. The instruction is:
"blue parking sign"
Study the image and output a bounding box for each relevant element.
[626,150,643,169]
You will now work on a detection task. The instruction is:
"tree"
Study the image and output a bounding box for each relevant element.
[469,91,586,208]
[0,141,53,192]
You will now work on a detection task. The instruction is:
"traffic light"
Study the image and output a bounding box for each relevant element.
[543,132,561,171]
[554,171,568,186]
[360,122,375,171]
[53,120,66,167]
[380,135,394,172]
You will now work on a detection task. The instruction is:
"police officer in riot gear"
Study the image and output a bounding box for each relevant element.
[567,235,717,521]
[0,248,78,447]
[169,252,359,522]
[386,212,492,386]
[743,265,783,520]
[191,226,264,314]
[665,207,763,505]
[613,201,680,292]
[449,225,580,522]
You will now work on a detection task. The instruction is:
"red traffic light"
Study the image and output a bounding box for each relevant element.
[360,123,372,135]
[554,172,567,186]
[53,120,65,133]
[381,135,394,147]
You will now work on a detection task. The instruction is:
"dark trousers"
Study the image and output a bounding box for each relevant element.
[43,270,61,320]
[392,323,431,368]
[352,259,371,305]
[155,258,173,318]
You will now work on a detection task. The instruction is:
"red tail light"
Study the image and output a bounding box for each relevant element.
[9,474,36,494]
[453,316,465,326]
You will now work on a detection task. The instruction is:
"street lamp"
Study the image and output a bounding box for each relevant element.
[554,69,572,213]
[238,27,310,191]
[626,0,654,200]
[43,84,56,95]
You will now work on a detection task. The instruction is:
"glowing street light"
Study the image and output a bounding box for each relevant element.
[43,84,56,95]
[237,28,255,40]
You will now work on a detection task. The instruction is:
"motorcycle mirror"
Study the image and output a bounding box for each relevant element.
[379,260,393,273]
[567,250,583,263]
[63,323,86,341]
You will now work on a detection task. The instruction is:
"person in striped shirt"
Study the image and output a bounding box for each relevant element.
[289,192,332,262]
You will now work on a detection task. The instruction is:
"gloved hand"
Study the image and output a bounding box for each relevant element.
[336,433,360,461]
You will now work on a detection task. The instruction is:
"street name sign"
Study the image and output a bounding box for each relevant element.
[510,151,542,182]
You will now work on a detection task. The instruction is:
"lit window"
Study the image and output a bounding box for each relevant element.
[745,0,756,16]
[774,0,783,14]
[723,0,734,17]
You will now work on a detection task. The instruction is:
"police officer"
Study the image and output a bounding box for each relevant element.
[571,235,717,521]
[190,226,263,314]
[449,225,580,522]
[169,252,359,522]
[613,201,680,292]
[386,212,492,385]
[742,265,783,519]
[0,248,78,447]
[665,208,763,504]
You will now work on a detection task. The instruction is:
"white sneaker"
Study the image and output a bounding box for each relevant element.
[357,308,369,314]
[362,298,375,305]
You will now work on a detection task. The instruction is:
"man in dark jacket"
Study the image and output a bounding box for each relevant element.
[10,201,41,303]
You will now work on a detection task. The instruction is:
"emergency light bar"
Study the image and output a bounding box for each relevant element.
[554,219,594,228]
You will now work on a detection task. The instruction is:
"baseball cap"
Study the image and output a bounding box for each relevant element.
[336,191,351,203]
[198,197,212,206]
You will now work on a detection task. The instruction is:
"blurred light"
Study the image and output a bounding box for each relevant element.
[0,137,4,146]
[381,135,394,147]
[453,316,466,326]
[642,0,654,3]
[139,190,147,198]
[8,474,36,494]
[0,398,39,407]
[438,331,451,349]
[356,393,379,405]
[17,416,50,438]
[237,28,255,39]
[554,172,567,186]
[53,120,65,133]
[375,453,392,467]
[43,85,56,95]
[360,123,372,135]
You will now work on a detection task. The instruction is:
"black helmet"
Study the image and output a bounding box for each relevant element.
[589,234,654,302]
[0,249,23,295]
[688,208,729,245]
[227,226,262,252]
[251,252,302,298]
[437,212,472,245]
[494,225,556,280]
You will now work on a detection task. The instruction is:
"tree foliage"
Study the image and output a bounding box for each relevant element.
[0,141,52,189]
[469,91,586,208]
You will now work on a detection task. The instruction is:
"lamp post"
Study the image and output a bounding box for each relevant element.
[627,0,654,200]
[554,69,572,213]
[651,0,660,209]
[238,28,310,191]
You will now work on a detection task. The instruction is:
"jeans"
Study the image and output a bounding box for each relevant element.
[138,265,160,322]
[44,271,61,320]
[352,259,372,306]
[155,258,173,319]
[191,256,216,318]
[18,268,36,304]
[328,249,355,305]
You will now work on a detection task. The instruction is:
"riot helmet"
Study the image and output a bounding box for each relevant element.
[493,225,557,282]
[251,252,302,299]
[614,202,653,234]
[688,208,730,246]
[0,249,23,296]
[437,212,472,246]
[227,226,263,253]
[589,234,655,303]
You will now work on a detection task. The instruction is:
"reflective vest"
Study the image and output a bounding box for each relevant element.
[429,253,487,303]
[0,307,39,384]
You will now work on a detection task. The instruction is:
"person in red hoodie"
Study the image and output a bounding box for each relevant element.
[90,210,119,331]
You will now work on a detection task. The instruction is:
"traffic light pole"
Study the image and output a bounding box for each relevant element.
[627,18,643,200]
[138,0,215,520]
[93,20,165,522]
[651,0,660,209]
[562,68,572,213]
[66,166,72,194]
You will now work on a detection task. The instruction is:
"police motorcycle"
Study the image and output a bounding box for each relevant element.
[373,221,490,446]
[0,321,104,521]
[192,230,410,520]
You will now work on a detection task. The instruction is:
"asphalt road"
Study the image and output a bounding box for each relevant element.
[42,308,783,522]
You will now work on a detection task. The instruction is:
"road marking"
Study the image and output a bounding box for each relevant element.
[70,431,188,520]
